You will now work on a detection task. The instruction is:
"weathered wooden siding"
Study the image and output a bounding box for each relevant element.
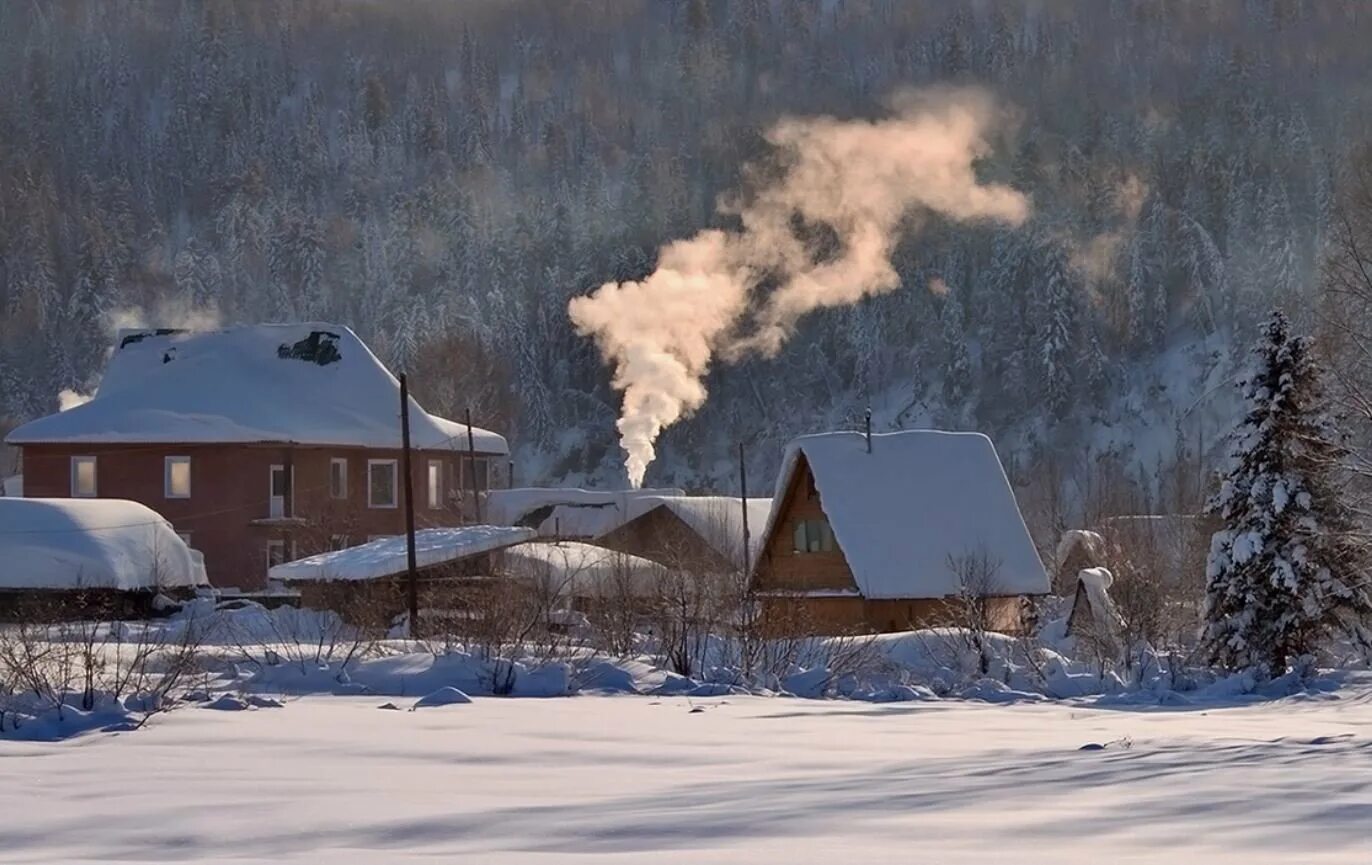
[751,453,860,593]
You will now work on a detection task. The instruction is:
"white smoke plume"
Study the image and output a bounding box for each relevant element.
[569,88,1030,487]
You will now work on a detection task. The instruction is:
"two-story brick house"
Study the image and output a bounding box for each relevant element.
[6,324,509,589]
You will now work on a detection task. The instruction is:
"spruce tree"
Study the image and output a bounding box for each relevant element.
[1203,311,1372,674]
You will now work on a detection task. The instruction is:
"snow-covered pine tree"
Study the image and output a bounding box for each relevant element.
[1203,311,1372,674]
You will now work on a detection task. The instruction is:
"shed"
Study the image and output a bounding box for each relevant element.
[750,430,1049,635]
[0,498,208,619]
[595,496,773,574]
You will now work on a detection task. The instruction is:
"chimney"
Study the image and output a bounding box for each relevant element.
[864,407,872,453]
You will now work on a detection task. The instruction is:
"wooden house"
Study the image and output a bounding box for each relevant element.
[750,430,1049,635]
[7,324,509,589]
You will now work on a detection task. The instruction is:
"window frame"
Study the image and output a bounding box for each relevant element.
[164,455,192,499]
[329,457,348,500]
[269,464,291,518]
[70,456,98,498]
[367,459,399,509]
[427,459,443,509]
[792,518,835,555]
[266,538,289,567]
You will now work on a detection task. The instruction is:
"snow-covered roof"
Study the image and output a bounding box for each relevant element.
[497,541,667,598]
[268,525,535,583]
[1056,529,1106,572]
[5,324,508,453]
[0,498,208,591]
[619,495,773,566]
[760,431,1049,599]
[484,487,685,537]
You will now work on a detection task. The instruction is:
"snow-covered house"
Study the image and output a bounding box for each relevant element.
[268,525,535,619]
[5,324,509,590]
[595,495,773,574]
[0,498,207,618]
[750,431,1049,635]
[498,541,668,605]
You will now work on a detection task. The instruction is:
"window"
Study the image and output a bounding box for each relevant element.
[427,460,443,509]
[329,458,348,499]
[792,518,835,554]
[368,459,398,508]
[269,465,290,518]
[164,456,191,498]
[70,456,97,498]
[267,539,289,567]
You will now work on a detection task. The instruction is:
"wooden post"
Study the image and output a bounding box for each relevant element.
[508,459,515,489]
[864,407,872,453]
[399,373,420,639]
[738,442,751,578]
[465,407,483,524]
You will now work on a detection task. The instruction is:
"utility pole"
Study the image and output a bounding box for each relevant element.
[739,442,751,578]
[864,407,873,453]
[399,373,420,639]
[465,407,483,524]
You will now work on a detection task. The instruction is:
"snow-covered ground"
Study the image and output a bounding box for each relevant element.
[1,688,1369,864]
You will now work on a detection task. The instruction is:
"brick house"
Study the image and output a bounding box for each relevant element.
[6,324,509,589]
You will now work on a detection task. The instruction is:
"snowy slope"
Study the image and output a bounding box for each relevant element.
[0,498,207,590]
[765,430,1048,598]
[5,324,508,453]
[268,526,535,582]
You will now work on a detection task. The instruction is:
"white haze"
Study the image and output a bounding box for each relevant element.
[569,88,1030,487]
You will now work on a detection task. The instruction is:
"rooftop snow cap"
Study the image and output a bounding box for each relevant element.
[6,323,508,453]
[761,430,1048,599]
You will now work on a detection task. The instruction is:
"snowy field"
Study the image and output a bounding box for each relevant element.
[2,689,1370,864]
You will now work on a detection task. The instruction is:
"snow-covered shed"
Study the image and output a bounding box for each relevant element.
[268,525,536,622]
[1065,567,1125,659]
[0,498,207,618]
[6,324,510,590]
[750,430,1049,635]
[595,495,773,573]
[485,487,685,539]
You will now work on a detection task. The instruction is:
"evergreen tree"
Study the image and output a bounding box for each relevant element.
[1203,311,1372,674]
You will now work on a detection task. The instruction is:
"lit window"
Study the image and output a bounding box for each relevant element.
[368,459,398,508]
[428,460,443,509]
[329,458,348,499]
[71,456,97,497]
[165,456,191,498]
[792,519,835,554]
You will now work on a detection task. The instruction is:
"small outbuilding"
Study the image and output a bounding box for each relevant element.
[595,495,773,575]
[750,430,1049,635]
[0,498,208,619]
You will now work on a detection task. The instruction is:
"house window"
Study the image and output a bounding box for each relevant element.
[71,456,97,498]
[267,539,290,567]
[269,465,291,518]
[368,459,398,508]
[329,458,348,499]
[792,518,835,554]
[164,456,192,499]
[427,460,443,509]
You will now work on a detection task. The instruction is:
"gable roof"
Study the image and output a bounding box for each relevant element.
[268,525,535,583]
[619,495,773,566]
[6,324,508,453]
[758,431,1048,599]
[497,541,668,598]
[484,487,685,538]
[0,498,208,590]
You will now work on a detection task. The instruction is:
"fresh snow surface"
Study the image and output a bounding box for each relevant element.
[0,498,207,590]
[498,540,667,598]
[4,323,508,453]
[621,495,773,565]
[764,430,1049,599]
[1,690,1369,863]
[486,487,684,532]
[268,525,536,582]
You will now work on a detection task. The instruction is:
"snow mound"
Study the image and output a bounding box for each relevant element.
[412,687,473,708]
